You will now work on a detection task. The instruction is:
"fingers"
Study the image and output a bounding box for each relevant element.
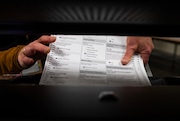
[121,38,138,65]
[140,47,153,64]
[121,47,136,65]
[18,35,56,68]
[18,48,35,68]
[23,43,50,57]
[140,53,150,64]
[36,35,56,44]
[23,35,56,57]
[22,47,36,57]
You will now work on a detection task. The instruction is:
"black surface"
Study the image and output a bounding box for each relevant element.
[1,1,180,36]
[0,76,179,121]
[0,84,180,121]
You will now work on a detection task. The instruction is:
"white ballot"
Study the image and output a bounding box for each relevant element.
[40,35,151,86]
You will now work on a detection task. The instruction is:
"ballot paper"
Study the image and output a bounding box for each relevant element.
[40,35,151,86]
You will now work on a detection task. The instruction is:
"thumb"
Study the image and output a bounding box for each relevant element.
[22,46,36,57]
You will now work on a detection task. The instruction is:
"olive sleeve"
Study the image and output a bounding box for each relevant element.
[0,45,25,75]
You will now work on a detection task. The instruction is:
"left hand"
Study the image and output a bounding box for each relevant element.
[18,35,56,69]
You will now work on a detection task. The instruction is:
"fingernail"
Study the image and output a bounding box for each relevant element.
[22,48,26,55]
[51,37,56,41]
[121,59,127,65]
[45,48,50,53]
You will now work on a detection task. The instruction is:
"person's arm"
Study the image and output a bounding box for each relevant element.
[0,45,25,75]
[121,36,154,65]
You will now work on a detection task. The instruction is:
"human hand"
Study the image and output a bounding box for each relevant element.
[121,36,154,65]
[18,35,56,68]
